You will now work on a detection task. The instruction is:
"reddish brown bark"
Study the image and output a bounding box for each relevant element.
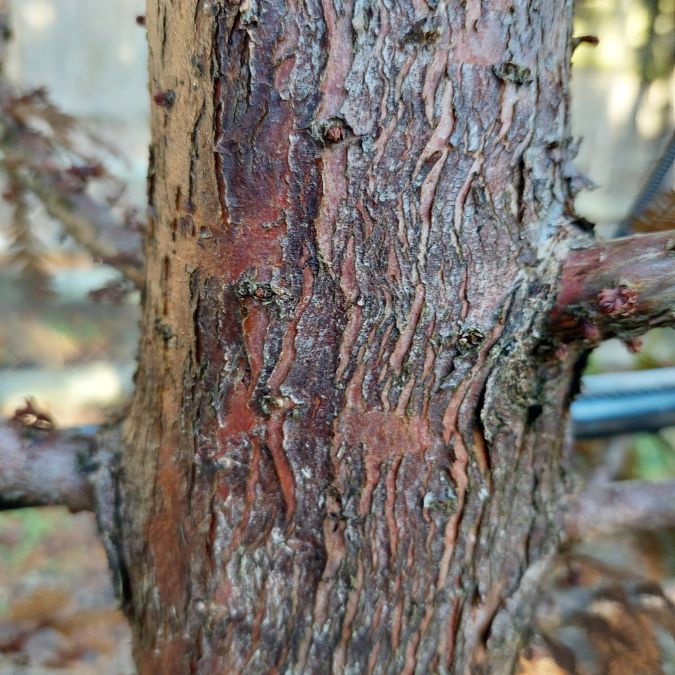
[551,231,675,343]
[116,1,609,673]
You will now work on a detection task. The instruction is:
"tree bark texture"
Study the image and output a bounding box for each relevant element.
[121,0,585,672]
[0,422,94,512]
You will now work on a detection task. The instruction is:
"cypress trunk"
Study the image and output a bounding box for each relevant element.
[121,1,582,671]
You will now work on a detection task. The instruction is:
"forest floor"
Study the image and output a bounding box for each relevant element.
[0,508,132,674]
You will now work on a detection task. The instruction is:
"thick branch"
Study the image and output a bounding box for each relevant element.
[564,479,675,540]
[0,422,96,511]
[551,231,675,341]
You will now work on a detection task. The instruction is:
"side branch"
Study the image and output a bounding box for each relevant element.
[551,231,675,341]
[0,422,96,511]
[564,479,675,540]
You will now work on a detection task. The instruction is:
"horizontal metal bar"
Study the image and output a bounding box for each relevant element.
[572,368,675,438]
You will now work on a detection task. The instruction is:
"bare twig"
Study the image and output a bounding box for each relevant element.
[563,479,675,540]
[585,436,633,485]
[551,231,675,342]
[571,34,599,52]
[0,421,96,511]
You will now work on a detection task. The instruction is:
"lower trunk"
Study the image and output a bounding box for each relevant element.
[120,0,582,671]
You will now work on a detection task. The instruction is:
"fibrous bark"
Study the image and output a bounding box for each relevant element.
[0,3,671,671]
[114,1,671,673]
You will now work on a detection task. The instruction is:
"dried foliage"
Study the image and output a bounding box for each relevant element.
[0,82,144,293]
[0,509,132,673]
[525,551,675,674]
[4,168,51,296]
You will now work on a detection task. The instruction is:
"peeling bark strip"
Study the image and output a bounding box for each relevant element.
[121,0,587,672]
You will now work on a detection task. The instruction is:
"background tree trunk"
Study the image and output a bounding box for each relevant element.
[120,0,583,672]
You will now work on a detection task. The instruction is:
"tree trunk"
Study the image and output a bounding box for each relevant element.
[120,0,582,672]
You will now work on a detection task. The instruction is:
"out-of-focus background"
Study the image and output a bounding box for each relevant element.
[0,2,144,672]
[0,0,146,426]
[0,0,672,673]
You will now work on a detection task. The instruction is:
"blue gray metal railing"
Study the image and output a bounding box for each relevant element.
[572,367,675,438]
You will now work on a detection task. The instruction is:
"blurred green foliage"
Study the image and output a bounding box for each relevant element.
[628,433,675,480]
[574,0,674,80]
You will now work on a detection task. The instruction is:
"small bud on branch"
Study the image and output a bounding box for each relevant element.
[597,286,638,317]
[551,231,675,342]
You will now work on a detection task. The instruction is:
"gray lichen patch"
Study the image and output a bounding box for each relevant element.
[404,17,442,45]
[493,62,533,85]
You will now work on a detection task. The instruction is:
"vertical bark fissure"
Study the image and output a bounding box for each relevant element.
[121,0,587,672]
